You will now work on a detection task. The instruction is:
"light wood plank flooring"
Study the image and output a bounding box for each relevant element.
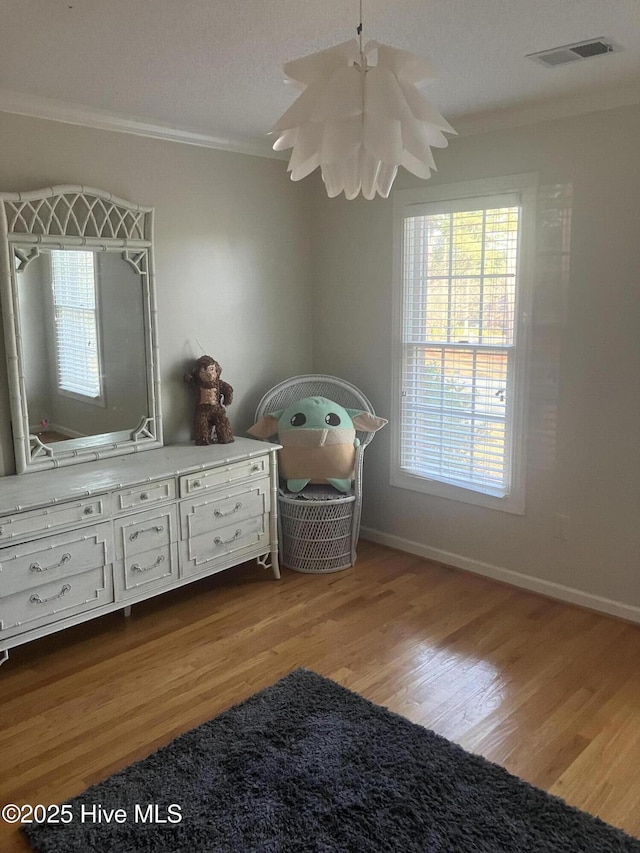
[1,541,639,849]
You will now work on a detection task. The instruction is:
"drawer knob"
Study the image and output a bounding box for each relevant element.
[251,464,261,472]
[83,506,94,515]
[131,555,165,573]
[30,583,71,605]
[30,553,71,573]
[214,529,242,546]
[192,479,202,489]
[0,526,4,535]
[129,524,165,541]
[213,502,242,518]
[140,492,149,501]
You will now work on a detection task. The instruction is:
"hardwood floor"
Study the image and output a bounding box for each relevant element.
[1,540,639,849]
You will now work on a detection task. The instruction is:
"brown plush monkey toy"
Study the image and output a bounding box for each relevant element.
[184,356,234,445]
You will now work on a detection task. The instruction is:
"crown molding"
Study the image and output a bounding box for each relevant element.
[2,84,639,159]
[450,81,640,136]
[0,89,285,160]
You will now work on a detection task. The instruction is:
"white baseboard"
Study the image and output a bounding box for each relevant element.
[29,423,82,439]
[360,526,640,625]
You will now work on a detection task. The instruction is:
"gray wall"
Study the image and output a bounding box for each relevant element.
[0,111,314,474]
[1,103,639,615]
[309,103,640,611]
[16,255,52,425]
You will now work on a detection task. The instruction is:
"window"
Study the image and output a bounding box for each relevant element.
[392,176,536,513]
[50,249,103,401]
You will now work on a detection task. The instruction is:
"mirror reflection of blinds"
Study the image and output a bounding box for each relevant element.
[50,250,101,398]
[401,198,520,497]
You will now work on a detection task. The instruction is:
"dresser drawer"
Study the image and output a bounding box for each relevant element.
[0,565,113,636]
[0,524,112,597]
[112,479,176,514]
[179,481,270,541]
[179,457,268,497]
[181,514,269,576]
[114,542,178,600]
[114,506,177,561]
[0,496,109,544]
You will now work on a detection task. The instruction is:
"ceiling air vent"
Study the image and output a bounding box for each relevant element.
[527,38,621,68]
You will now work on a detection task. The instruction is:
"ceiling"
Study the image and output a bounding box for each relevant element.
[1,0,639,157]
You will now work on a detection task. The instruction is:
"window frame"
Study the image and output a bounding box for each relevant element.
[391,174,537,514]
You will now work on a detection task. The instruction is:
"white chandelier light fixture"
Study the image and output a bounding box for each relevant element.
[270,3,456,200]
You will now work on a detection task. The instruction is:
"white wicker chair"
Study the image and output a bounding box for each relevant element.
[253,375,379,573]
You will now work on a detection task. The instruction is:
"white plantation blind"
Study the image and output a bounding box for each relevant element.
[50,250,101,399]
[400,195,521,498]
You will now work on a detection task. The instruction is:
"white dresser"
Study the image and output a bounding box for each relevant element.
[0,439,280,665]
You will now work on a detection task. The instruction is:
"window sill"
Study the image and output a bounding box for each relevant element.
[390,469,525,515]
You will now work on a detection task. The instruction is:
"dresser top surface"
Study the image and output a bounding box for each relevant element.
[0,439,280,516]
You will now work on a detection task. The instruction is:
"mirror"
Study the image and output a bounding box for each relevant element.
[0,186,163,473]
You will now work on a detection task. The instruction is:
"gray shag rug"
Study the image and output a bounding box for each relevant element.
[23,668,640,853]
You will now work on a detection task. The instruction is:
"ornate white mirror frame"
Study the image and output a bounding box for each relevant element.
[0,185,163,473]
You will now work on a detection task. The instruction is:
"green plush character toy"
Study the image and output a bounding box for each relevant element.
[248,396,387,493]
